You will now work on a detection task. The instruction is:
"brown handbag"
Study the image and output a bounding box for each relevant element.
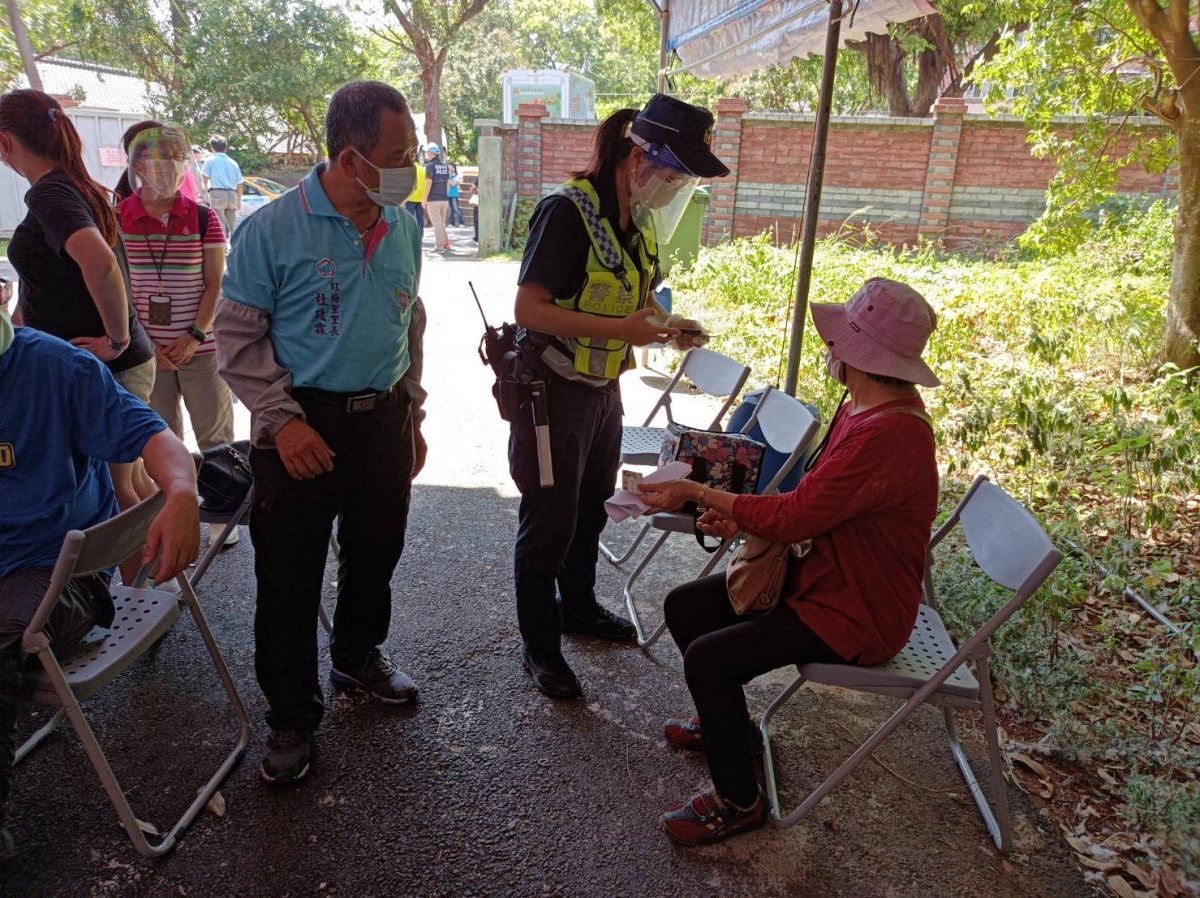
[726,536,809,615]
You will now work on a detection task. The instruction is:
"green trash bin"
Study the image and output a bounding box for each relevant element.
[657,186,709,277]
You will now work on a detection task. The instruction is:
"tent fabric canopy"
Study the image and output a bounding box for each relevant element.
[666,0,935,78]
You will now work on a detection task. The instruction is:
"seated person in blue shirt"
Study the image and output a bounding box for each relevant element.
[0,314,201,857]
[215,80,427,786]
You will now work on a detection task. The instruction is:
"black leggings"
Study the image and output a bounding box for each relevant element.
[664,573,844,805]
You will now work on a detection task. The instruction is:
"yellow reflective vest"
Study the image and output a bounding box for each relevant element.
[551,178,659,381]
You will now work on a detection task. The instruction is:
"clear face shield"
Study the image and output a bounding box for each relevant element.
[127,126,191,200]
[629,138,700,243]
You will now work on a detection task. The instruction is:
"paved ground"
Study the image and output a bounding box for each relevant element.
[1,223,1091,898]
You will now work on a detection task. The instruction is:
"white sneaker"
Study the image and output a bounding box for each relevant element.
[210,523,240,548]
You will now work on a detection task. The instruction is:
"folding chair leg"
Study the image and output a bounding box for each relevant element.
[623,533,734,650]
[945,655,1012,853]
[600,521,653,567]
[190,493,252,589]
[762,680,947,829]
[318,604,333,635]
[13,709,65,765]
[320,532,339,635]
[759,672,809,821]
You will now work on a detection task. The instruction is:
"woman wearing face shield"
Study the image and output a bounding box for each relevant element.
[636,278,941,845]
[510,94,730,700]
[116,123,235,465]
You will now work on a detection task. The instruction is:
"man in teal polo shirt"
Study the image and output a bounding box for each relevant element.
[215,81,427,785]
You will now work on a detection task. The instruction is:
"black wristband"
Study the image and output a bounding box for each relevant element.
[187,325,209,343]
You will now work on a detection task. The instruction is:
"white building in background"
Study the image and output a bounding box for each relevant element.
[2,59,152,236]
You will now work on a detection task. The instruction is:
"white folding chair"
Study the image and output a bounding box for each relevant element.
[15,493,251,858]
[623,386,821,648]
[759,476,1063,854]
[602,348,750,565]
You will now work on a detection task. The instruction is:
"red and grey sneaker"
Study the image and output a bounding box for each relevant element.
[661,787,766,846]
[663,715,703,749]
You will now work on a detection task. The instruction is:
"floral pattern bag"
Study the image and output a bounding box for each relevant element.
[658,424,766,496]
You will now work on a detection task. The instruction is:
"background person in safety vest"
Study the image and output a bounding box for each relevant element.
[508,95,729,700]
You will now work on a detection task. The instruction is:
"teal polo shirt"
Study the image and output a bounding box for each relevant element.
[222,164,422,393]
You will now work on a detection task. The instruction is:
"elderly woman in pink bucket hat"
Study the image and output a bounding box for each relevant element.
[638,277,941,846]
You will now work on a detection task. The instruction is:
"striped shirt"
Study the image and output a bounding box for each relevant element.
[118,193,226,354]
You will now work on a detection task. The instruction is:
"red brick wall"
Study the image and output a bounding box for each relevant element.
[504,104,1177,249]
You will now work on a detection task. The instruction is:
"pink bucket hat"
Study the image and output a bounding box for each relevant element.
[810,278,940,387]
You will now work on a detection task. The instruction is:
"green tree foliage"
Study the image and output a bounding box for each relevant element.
[71,0,377,162]
[977,0,1200,369]
[370,0,491,153]
[1,0,87,90]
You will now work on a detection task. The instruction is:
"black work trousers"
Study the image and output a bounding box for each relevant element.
[664,573,844,806]
[509,376,622,655]
[250,387,414,733]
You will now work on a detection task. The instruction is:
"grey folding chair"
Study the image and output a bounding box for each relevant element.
[601,347,750,565]
[15,492,251,858]
[759,475,1064,854]
[623,386,821,648]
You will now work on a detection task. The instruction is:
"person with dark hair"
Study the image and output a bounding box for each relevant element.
[117,123,234,534]
[214,79,428,785]
[636,278,941,845]
[447,163,465,227]
[508,94,727,700]
[422,143,451,251]
[0,313,201,859]
[200,134,242,240]
[0,88,158,580]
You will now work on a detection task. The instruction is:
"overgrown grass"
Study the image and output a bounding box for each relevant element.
[672,203,1200,879]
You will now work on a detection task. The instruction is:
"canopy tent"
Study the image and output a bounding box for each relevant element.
[665,0,935,79]
[645,0,936,394]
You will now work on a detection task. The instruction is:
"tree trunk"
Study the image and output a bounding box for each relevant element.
[1162,111,1200,371]
[420,49,447,150]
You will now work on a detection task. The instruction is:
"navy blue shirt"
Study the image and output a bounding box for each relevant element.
[0,328,166,579]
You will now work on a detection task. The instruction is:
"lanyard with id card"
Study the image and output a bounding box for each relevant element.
[142,216,173,325]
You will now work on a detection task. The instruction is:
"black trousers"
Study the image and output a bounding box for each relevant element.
[249,388,414,733]
[509,376,621,655]
[664,573,844,805]
[1,568,109,828]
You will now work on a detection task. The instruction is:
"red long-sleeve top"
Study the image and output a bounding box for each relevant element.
[731,397,938,665]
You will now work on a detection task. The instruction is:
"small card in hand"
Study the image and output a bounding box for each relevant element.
[621,469,644,491]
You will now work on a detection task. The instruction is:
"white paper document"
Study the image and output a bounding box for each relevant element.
[604,461,693,523]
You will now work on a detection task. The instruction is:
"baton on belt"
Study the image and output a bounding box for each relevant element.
[530,380,553,488]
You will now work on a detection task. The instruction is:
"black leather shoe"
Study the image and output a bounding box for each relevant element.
[520,643,582,700]
[560,604,637,642]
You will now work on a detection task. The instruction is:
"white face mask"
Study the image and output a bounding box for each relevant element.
[354,150,417,207]
[825,348,847,385]
[139,159,186,197]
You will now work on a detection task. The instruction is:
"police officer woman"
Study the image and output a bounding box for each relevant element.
[510,95,729,699]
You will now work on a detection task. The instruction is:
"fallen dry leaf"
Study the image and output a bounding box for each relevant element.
[135,818,161,837]
[205,790,226,818]
[1039,780,1055,799]
[1012,752,1051,780]
[1157,864,1186,897]
[1123,860,1156,892]
[1077,853,1122,873]
[1108,875,1137,898]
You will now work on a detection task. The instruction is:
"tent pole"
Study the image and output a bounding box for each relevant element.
[783,0,842,396]
[4,0,43,92]
[657,0,670,93]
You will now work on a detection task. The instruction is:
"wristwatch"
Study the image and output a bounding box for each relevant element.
[187,325,209,343]
[107,334,130,354]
